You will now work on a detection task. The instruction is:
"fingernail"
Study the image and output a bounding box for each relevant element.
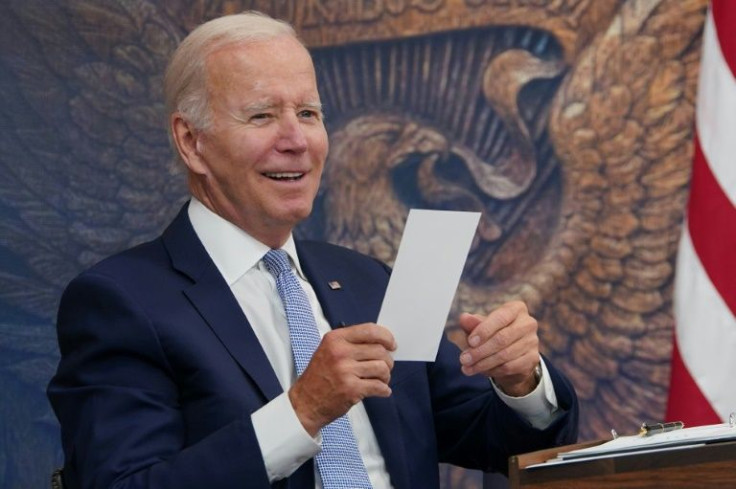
[469,335,480,347]
[460,352,471,365]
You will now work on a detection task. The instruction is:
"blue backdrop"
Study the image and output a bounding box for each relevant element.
[0,1,706,487]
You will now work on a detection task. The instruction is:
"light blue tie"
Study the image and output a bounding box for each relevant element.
[263,249,372,489]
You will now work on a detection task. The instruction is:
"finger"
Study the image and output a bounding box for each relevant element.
[356,378,393,399]
[461,313,537,366]
[354,359,393,384]
[461,335,538,376]
[352,344,395,369]
[485,351,540,383]
[340,323,397,350]
[460,332,535,374]
[462,301,527,347]
[458,312,483,335]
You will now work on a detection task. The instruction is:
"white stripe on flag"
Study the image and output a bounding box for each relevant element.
[674,228,736,420]
[696,7,736,207]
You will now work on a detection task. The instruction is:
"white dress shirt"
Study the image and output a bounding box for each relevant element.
[187,198,559,488]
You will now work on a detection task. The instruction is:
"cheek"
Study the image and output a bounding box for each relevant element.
[312,133,329,163]
[320,128,329,153]
[222,129,272,160]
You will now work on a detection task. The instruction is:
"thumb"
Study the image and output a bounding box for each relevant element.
[458,312,484,335]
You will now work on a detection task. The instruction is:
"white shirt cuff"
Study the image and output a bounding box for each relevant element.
[491,359,560,430]
[251,392,321,482]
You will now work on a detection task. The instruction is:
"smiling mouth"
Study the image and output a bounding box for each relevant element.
[263,172,305,181]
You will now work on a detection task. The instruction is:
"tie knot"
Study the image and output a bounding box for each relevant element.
[263,249,291,277]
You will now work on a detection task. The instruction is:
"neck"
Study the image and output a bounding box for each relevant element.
[188,189,292,249]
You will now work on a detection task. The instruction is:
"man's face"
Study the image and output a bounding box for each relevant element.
[186,36,328,246]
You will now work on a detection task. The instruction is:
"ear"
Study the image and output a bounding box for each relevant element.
[171,112,208,175]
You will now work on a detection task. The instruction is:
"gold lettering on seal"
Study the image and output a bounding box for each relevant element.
[301,0,445,26]
[464,0,586,13]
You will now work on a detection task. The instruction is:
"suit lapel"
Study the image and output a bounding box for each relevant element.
[296,242,363,328]
[362,395,412,489]
[162,205,283,402]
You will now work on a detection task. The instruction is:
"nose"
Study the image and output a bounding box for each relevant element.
[275,113,308,154]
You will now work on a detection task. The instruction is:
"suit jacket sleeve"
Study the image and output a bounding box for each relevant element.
[429,335,578,472]
[48,270,273,489]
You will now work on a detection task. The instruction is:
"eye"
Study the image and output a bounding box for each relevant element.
[250,113,272,121]
[298,109,322,120]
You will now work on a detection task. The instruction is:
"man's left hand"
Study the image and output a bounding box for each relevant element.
[458,301,540,397]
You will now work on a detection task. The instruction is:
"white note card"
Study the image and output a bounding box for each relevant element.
[377,209,480,361]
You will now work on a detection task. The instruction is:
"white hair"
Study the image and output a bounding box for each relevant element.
[164,11,299,131]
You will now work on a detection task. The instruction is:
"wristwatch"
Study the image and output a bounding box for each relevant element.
[532,362,542,387]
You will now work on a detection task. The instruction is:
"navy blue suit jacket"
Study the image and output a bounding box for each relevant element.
[48,205,578,489]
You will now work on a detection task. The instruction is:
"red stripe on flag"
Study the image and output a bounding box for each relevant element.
[665,336,721,425]
[687,133,736,317]
[711,0,736,79]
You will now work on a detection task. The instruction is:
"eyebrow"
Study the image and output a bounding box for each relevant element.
[227,101,324,123]
[241,102,276,113]
[240,101,323,113]
[300,102,323,112]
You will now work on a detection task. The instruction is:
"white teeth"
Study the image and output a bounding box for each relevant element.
[265,172,303,180]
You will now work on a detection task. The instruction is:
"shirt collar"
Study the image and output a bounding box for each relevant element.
[187,197,306,285]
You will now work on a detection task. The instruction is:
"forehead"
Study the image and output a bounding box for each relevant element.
[205,37,318,100]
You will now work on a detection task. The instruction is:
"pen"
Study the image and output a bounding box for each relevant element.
[639,421,684,436]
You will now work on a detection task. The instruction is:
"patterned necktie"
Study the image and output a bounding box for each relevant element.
[262,249,372,489]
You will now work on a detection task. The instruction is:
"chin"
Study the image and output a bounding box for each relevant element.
[277,205,313,226]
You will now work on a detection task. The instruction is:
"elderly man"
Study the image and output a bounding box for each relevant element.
[48,11,578,489]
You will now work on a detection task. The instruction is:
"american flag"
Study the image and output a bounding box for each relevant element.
[666,0,736,426]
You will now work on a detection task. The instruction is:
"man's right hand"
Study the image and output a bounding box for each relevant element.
[288,323,396,436]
